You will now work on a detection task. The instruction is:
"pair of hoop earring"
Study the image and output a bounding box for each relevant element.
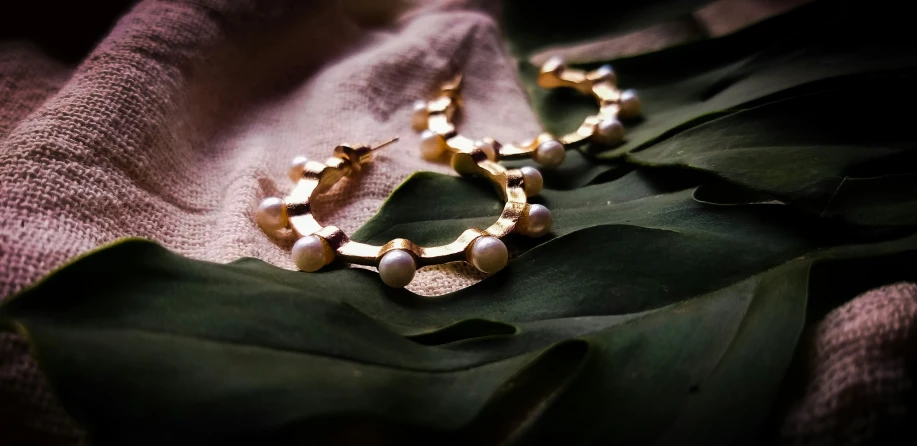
[256,56,641,288]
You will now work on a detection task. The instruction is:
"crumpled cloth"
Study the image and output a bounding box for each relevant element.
[0,1,913,444]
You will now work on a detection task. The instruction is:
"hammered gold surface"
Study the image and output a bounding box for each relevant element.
[537,62,631,146]
[418,60,636,160]
[284,142,531,274]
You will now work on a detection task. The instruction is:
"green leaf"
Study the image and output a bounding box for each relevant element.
[626,87,917,225]
[523,261,811,445]
[353,169,821,250]
[523,239,917,445]
[6,232,917,444]
[511,1,917,160]
[1,239,590,445]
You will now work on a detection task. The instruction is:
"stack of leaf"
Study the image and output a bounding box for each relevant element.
[2,0,916,444]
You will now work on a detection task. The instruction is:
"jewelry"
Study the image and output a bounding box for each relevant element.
[256,138,552,288]
[411,56,641,166]
[537,56,642,146]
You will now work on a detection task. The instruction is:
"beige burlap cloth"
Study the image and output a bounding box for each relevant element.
[0,1,914,444]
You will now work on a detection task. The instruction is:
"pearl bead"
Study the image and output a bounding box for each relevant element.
[378,250,416,288]
[470,236,508,274]
[593,64,616,84]
[520,166,543,196]
[256,197,287,231]
[411,99,429,131]
[522,204,552,237]
[292,235,330,272]
[543,55,566,75]
[533,139,565,168]
[594,118,624,145]
[618,89,641,119]
[420,129,446,160]
[289,156,308,182]
[474,140,496,161]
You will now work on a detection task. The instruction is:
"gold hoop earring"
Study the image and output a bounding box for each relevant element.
[411,57,640,166]
[537,56,642,146]
[411,74,566,167]
[256,138,552,288]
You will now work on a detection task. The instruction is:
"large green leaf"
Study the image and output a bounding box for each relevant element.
[5,230,917,444]
[4,167,916,444]
[520,234,917,445]
[511,1,917,160]
[2,239,589,445]
[626,86,917,225]
[6,174,916,445]
[524,261,811,445]
[354,169,826,250]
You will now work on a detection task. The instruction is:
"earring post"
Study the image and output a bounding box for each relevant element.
[372,137,399,151]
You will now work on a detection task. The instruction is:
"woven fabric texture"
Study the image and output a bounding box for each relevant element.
[0,0,913,444]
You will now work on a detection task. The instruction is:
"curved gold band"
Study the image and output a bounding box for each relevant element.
[536,57,637,146]
[418,75,561,162]
[416,57,639,160]
[284,144,533,269]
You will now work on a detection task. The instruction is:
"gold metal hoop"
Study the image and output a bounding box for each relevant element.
[412,56,641,167]
[256,139,552,288]
[537,56,642,147]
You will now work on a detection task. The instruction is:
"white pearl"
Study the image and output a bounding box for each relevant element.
[471,236,508,274]
[533,139,565,168]
[474,140,496,161]
[594,118,624,145]
[522,204,552,237]
[378,250,416,288]
[420,129,446,160]
[256,197,287,231]
[520,166,543,196]
[411,99,429,131]
[288,156,308,182]
[292,235,330,272]
[593,64,616,84]
[618,89,641,118]
[543,55,566,74]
